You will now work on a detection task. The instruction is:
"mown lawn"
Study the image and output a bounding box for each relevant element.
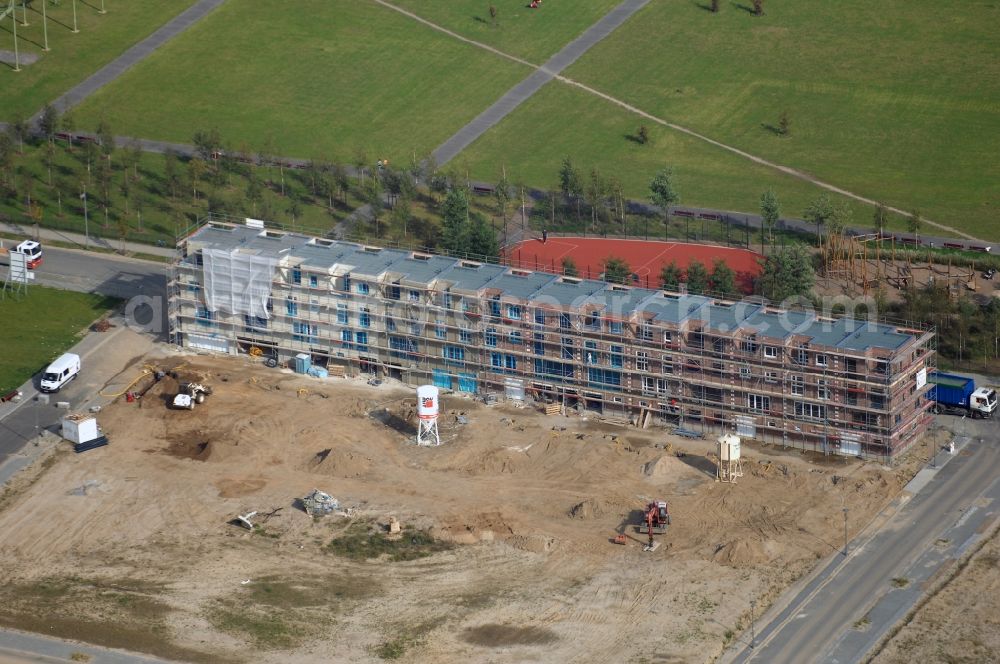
[458,82,900,230]
[73,0,529,165]
[562,0,1000,238]
[387,0,622,63]
[0,0,199,120]
[0,286,119,394]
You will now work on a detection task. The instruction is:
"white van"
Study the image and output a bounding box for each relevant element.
[15,240,43,269]
[40,353,81,393]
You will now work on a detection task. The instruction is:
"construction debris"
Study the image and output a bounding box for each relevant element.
[300,489,339,516]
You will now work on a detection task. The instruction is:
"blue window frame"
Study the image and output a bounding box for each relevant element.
[534,332,545,355]
[534,308,546,325]
[355,331,368,349]
[609,321,623,335]
[443,346,465,361]
[560,313,571,330]
[309,274,318,287]
[460,328,472,344]
[588,367,621,388]
[356,282,369,295]
[506,304,522,320]
[336,305,348,325]
[286,299,298,316]
[444,292,453,309]
[610,345,624,368]
[342,275,352,292]
[509,330,522,346]
[243,314,268,332]
[585,314,600,330]
[359,312,371,328]
[390,336,418,360]
[410,323,422,336]
[490,352,518,373]
[386,318,396,332]
[561,337,574,360]
[196,307,214,326]
[534,359,574,380]
[435,323,447,339]
[291,267,302,284]
[489,297,501,317]
[292,321,317,343]
[388,285,401,300]
[341,329,353,350]
[485,328,497,347]
[409,290,420,302]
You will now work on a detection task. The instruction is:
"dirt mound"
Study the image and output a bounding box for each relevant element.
[711,538,771,567]
[568,497,637,520]
[165,435,214,461]
[643,454,685,479]
[215,478,267,498]
[302,446,374,479]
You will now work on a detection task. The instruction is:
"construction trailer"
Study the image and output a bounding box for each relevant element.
[168,217,936,463]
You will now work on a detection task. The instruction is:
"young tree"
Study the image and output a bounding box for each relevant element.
[830,202,853,236]
[164,150,181,199]
[39,104,60,145]
[127,140,143,181]
[757,244,815,302]
[489,4,498,27]
[353,148,368,186]
[61,110,76,151]
[907,209,922,244]
[96,118,115,163]
[494,169,511,227]
[288,198,302,229]
[188,156,207,201]
[759,188,780,246]
[752,0,764,16]
[711,0,720,12]
[585,167,608,231]
[660,261,682,291]
[0,134,12,188]
[333,163,351,206]
[710,259,737,298]
[468,214,499,261]
[9,115,28,154]
[559,156,583,222]
[44,140,56,185]
[803,194,834,245]
[246,173,263,215]
[365,177,385,236]
[193,128,222,162]
[649,167,679,240]
[429,170,450,203]
[441,187,471,255]
[602,256,631,284]
[686,260,709,295]
[561,257,579,277]
[873,201,889,235]
[637,125,649,144]
[777,109,790,136]
[392,194,413,237]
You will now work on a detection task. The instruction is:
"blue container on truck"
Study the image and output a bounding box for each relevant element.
[927,373,997,418]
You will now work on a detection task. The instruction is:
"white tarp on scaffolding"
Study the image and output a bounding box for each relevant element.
[202,248,280,319]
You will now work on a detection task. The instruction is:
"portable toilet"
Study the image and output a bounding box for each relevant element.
[294,353,311,374]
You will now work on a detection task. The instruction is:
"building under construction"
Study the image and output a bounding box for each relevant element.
[168,219,936,462]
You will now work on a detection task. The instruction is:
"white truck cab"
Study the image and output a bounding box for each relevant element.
[971,387,997,417]
[40,353,81,393]
[14,240,43,269]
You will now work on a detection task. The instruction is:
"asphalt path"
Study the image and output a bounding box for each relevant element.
[430,0,651,166]
[726,418,1000,664]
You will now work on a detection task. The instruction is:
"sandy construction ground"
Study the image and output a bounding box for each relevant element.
[0,353,932,663]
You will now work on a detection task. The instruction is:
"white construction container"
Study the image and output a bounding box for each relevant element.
[718,433,741,461]
[61,413,100,445]
[417,385,440,421]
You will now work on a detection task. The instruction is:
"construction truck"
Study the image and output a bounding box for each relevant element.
[637,500,670,551]
[927,373,996,418]
[172,383,212,410]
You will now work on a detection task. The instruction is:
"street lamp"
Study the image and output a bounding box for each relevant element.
[41,0,49,51]
[749,599,757,649]
[72,0,78,33]
[80,188,89,249]
[842,507,849,556]
[100,0,106,15]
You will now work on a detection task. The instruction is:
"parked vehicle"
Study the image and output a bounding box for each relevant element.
[927,372,996,418]
[983,268,996,280]
[14,240,43,269]
[39,353,81,393]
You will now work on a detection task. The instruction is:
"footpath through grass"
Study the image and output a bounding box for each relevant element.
[73,0,529,165]
[387,0,622,63]
[0,287,119,394]
[562,0,1000,237]
[0,0,199,121]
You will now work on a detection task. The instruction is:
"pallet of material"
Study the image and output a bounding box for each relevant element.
[74,436,109,453]
[325,365,347,378]
[544,403,562,416]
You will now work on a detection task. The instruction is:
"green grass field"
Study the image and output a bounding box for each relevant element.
[388,0,621,63]
[73,0,529,165]
[457,82,898,230]
[0,0,198,120]
[0,286,119,393]
[562,0,1000,238]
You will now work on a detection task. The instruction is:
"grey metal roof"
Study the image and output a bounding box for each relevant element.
[183,223,921,353]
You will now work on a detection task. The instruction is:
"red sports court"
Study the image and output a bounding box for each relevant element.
[504,237,763,294]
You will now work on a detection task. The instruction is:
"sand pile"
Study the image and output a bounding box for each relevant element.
[712,538,770,567]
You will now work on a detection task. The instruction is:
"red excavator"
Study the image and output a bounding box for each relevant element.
[637,500,670,551]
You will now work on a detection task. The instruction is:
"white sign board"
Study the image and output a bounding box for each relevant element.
[7,252,34,283]
[916,368,927,390]
[245,218,265,229]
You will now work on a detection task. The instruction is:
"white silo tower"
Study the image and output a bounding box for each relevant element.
[716,433,744,483]
[416,385,441,446]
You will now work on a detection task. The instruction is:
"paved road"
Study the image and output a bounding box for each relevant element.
[38,0,226,121]
[430,0,651,166]
[725,419,1000,664]
[0,627,172,664]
